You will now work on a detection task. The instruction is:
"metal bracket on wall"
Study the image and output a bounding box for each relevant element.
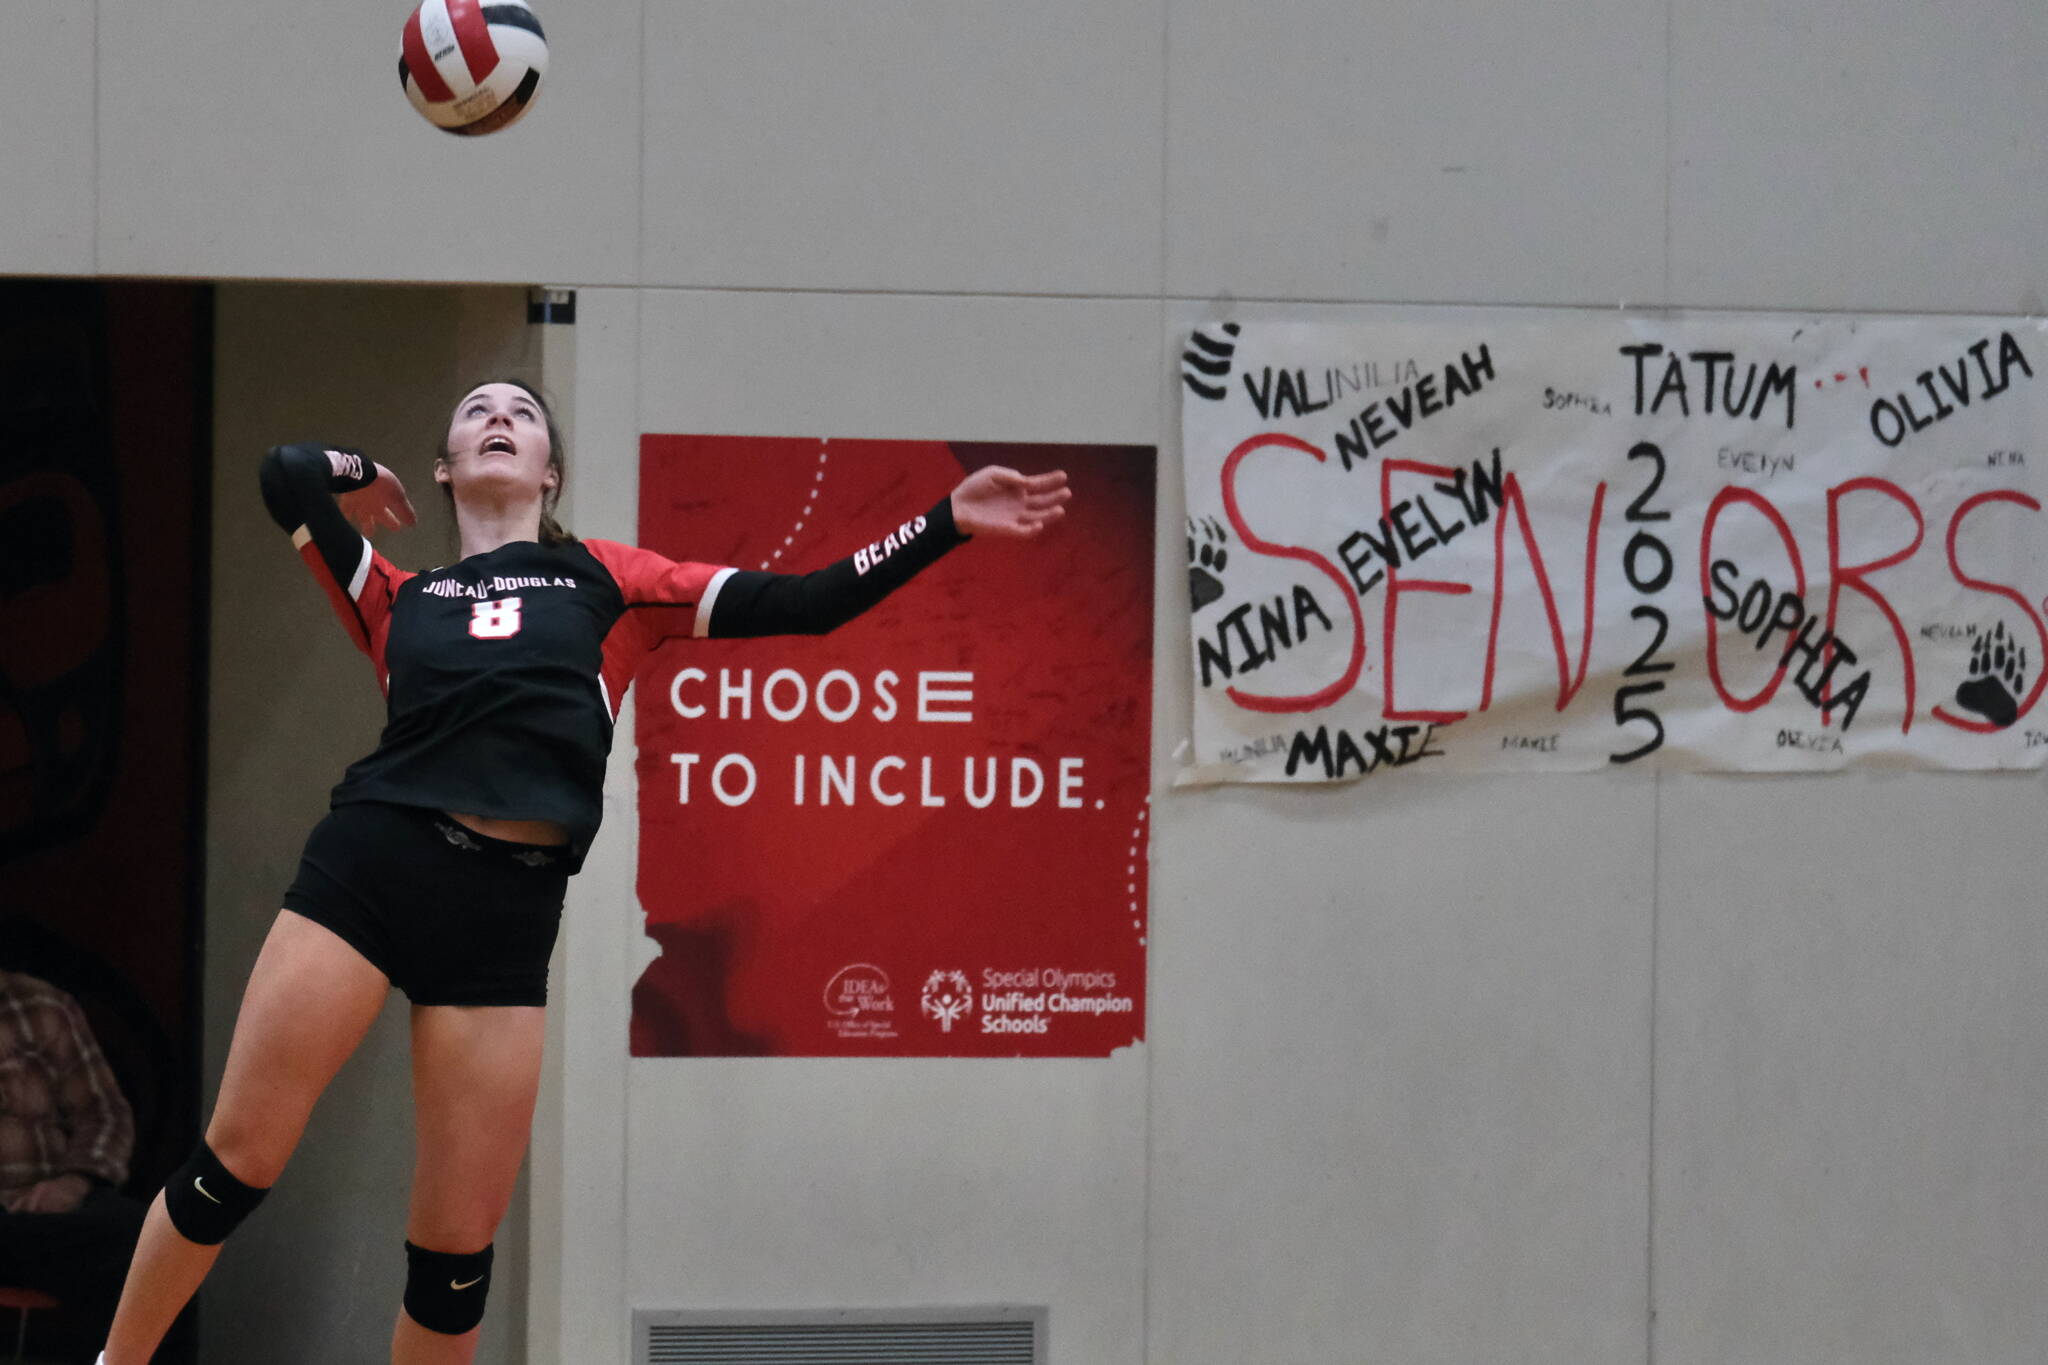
[527,287,576,326]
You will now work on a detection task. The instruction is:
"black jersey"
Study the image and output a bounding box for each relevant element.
[258,443,965,862]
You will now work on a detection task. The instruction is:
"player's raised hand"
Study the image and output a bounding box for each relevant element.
[339,463,418,538]
[950,467,1071,539]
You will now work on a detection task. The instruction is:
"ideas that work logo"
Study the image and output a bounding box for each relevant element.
[824,963,895,1017]
[823,962,899,1041]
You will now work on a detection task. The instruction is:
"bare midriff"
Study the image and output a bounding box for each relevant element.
[444,811,572,847]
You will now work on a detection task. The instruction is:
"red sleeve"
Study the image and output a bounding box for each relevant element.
[294,528,413,695]
[585,539,734,721]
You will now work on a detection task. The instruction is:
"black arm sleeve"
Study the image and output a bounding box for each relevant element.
[709,495,969,638]
[257,443,376,587]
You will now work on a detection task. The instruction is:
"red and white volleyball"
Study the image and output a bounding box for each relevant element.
[399,0,548,136]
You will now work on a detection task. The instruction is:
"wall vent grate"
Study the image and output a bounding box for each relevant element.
[635,1306,1046,1365]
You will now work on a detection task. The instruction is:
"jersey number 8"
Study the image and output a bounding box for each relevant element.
[470,597,524,639]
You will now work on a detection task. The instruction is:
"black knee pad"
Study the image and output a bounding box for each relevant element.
[404,1240,494,1335]
[163,1141,269,1245]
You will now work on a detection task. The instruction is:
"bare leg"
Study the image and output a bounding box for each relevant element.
[390,1003,545,1365]
[104,911,389,1365]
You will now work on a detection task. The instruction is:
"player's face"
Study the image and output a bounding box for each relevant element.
[439,383,556,502]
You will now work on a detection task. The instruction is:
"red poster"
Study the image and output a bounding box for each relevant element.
[631,437,1154,1057]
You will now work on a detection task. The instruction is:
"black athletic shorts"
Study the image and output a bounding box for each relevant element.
[282,801,569,1007]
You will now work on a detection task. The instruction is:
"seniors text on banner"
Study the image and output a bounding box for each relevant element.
[1180,314,2046,780]
[633,436,1154,1057]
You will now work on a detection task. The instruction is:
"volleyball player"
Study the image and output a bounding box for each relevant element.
[100,380,1069,1365]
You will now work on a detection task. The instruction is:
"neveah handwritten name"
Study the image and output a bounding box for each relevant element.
[1329,346,1496,470]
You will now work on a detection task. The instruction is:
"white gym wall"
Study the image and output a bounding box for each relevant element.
[4,0,2044,1362]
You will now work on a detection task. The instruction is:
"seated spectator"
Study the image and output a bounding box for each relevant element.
[0,970,144,1364]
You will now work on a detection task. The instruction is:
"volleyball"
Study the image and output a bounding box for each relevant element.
[399,0,548,136]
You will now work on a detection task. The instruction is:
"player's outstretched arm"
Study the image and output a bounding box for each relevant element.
[598,468,1075,644]
[705,468,1070,638]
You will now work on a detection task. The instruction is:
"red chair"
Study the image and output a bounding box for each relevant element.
[0,1289,57,1364]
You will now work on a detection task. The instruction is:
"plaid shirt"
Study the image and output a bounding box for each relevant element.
[0,973,133,1198]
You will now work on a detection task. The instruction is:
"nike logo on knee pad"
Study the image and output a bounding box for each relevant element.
[194,1177,223,1204]
[451,1276,484,1291]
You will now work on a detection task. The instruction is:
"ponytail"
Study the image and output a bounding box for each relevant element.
[538,506,576,548]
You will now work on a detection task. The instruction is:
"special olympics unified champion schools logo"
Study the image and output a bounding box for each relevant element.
[920,970,973,1032]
